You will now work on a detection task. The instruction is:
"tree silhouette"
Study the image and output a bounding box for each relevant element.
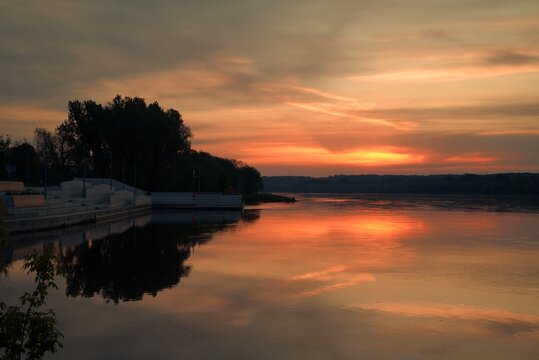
[0,134,12,179]
[56,221,239,303]
[5,143,40,185]
[56,95,192,191]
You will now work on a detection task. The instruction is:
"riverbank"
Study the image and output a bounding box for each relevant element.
[1,179,243,234]
[244,192,296,205]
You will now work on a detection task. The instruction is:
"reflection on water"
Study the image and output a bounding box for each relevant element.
[303,193,539,213]
[0,238,10,279]
[2,210,256,303]
[56,211,257,303]
[57,224,193,303]
[1,197,539,360]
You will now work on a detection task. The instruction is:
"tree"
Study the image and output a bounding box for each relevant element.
[0,251,63,360]
[0,134,12,179]
[54,95,192,190]
[34,128,71,184]
[32,95,264,193]
[6,143,40,185]
[240,165,262,194]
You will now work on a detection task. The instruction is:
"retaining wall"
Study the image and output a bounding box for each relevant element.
[4,205,152,233]
[152,192,243,209]
[0,181,24,192]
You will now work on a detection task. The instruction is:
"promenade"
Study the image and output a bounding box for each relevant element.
[1,178,243,233]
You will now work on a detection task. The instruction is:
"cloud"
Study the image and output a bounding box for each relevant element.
[357,102,539,121]
[0,0,361,105]
[443,154,497,164]
[483,51,539,66]
[419,29,457,41]
[1,0,539,175]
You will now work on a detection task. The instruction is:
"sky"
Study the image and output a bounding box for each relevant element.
[1,0,538,176]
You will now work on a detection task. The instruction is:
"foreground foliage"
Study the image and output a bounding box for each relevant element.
[0,251,63,360]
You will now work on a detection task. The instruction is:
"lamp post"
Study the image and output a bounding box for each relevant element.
[82,144,87,198]
[24,143,29,185]
[196,156,201,193]
[109,152,113,191]
[122,158,125,189]
[133,165,137,206]
[43,156,48,200]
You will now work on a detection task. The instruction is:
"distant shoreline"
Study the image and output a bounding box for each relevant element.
[262,173,539,196]
[260,192,539,213]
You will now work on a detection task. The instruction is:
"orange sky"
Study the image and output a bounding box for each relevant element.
[1,0,538,175]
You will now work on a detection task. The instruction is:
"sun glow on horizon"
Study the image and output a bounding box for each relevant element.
[238,144,426,167]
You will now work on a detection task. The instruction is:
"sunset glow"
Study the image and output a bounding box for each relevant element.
[1,1,538,175]
[239,144,426,167]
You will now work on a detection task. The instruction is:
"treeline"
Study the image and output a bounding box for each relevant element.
[263,174,539,196]
[0,95,262,194]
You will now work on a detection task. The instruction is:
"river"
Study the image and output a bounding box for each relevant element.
[1,195,539,359]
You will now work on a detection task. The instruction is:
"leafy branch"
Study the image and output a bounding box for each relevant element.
[0,251,63,360]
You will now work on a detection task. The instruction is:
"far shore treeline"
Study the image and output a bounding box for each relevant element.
[0,95,262,194]
[264,174,539,196]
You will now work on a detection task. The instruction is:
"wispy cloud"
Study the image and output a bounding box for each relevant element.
[444,154,497,164]
[348,64,539,83]
[483,51,539,66]
[285,102,418,130]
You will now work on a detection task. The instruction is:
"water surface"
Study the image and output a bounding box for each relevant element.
[1,196,539,359]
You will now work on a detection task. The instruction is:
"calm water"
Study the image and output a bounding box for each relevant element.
[1,195,539,359]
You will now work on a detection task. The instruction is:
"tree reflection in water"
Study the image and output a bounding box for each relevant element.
[0,219,11,279]
[0,240,11,279]
[56,210,260,303]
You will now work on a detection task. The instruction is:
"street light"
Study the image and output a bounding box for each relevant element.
[82,144,87,198]
[109,151,113,191]
[43,153,48,200]
[133,165,137,206]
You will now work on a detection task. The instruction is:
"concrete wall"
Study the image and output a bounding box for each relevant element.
[4,205,152,233]
[0,181,24,192]
[8,195,46,208]
[152,192,243,209]
[4,177,243,234]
